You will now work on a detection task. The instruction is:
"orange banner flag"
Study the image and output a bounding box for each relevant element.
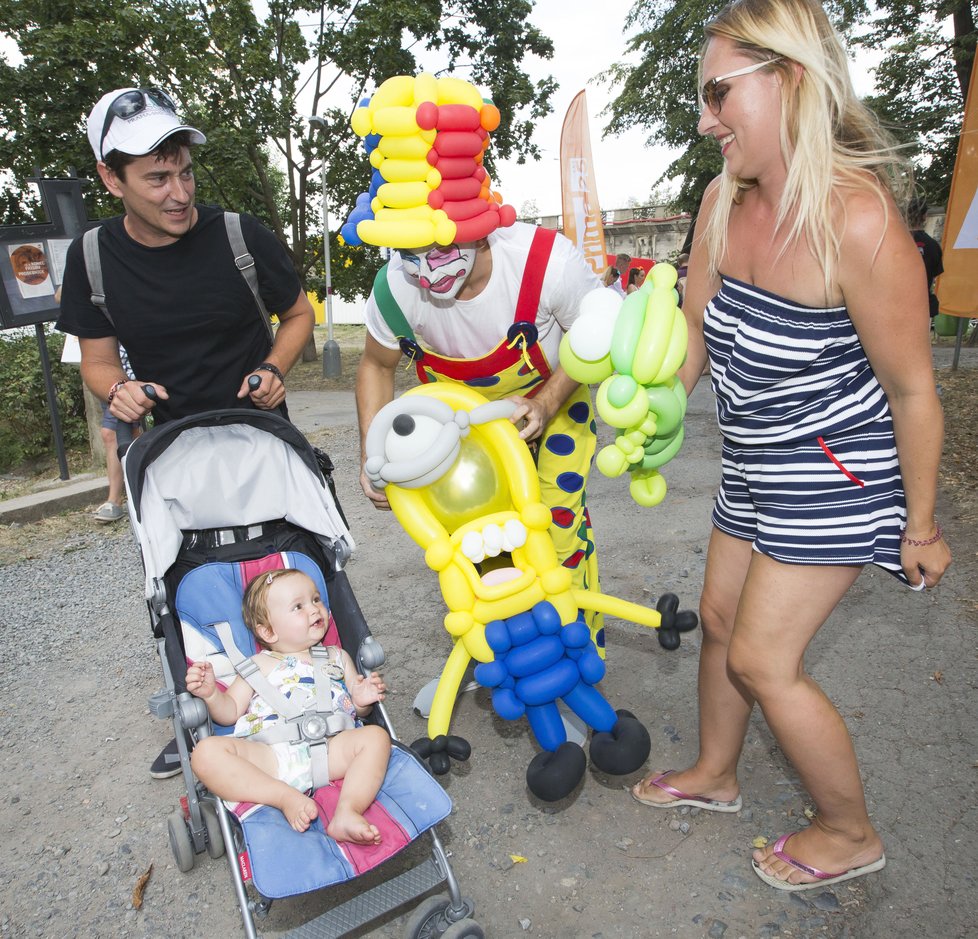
[937,47,978,318]
[559,90,608,276]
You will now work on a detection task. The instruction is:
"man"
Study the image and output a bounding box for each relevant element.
[57,87,314,778]
[57,87,313,427]
[907,196,943,321]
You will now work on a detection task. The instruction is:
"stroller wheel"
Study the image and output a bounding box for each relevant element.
[404,895,475,938]
[167,810,195,873]
[201,802,225,860]
[441,919,485,939]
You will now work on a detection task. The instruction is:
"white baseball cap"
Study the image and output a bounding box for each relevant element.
[87,87,206,162]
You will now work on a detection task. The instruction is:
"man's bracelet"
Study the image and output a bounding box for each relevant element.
[900,522,943,547]
[255,362,285,384]
[106,379,128,407]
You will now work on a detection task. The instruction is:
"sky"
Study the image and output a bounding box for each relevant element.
[492,2,675,217]
[488,0,881,218]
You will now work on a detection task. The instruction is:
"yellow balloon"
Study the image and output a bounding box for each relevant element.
[421,435,512,531]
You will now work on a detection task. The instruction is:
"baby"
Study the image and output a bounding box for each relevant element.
[187,569,390,843]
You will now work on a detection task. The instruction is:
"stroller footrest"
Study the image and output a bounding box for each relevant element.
[282,856,445,939]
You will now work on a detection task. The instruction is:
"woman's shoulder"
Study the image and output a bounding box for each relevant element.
[836,182,903,262]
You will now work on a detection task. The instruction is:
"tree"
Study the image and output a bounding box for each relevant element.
[602,1,973,213]
[855,0,976,205]
[0,0,557,299]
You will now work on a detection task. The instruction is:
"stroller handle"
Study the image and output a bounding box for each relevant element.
[115,384,157,455]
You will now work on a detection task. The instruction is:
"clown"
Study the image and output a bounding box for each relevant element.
[349,73,608,664]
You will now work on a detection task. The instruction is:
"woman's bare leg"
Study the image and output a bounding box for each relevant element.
[730,553,883,884]
[633,528,754,804]
[191,736,318,833]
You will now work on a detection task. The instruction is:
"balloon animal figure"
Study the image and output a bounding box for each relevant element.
[364,383,697,801]
[559,263,688,507]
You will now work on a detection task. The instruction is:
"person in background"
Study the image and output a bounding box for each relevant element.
[629,0,950,893]
[675,252,690,307]
[93,345,140,523]
[626,267,645,294]
[602,265,622,292]
[907,195,943,322]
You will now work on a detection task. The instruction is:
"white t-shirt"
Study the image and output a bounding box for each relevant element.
[363,223,602,368]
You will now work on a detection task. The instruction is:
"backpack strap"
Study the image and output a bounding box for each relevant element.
[224,211,274,343]
[82,226,114,329]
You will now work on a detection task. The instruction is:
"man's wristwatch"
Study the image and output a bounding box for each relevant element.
[254,362,285,384]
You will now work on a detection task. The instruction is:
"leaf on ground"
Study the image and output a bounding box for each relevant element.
[510,854,527,863]
[132,863,153,909]
[931,670,944,684]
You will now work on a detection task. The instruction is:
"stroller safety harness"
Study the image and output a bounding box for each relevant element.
[215,621,356,789]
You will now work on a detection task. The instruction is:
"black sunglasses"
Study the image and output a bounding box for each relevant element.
[99,88,178,161]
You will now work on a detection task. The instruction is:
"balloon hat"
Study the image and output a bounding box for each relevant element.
[341,73,517,249]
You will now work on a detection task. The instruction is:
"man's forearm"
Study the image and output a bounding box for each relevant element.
[265,305,314,375]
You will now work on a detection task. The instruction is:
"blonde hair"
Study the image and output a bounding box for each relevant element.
[700,0,912,293]
[242,568,312,649]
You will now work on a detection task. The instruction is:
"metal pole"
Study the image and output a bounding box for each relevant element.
[36,324,70,479]
[307,116,341,378]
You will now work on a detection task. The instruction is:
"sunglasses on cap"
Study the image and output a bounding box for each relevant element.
[98,88,178,161]
[699,57,782,115]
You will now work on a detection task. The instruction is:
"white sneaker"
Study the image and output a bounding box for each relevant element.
[93,502,126,523]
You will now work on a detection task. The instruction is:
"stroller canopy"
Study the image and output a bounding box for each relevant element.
[123,409,354,596]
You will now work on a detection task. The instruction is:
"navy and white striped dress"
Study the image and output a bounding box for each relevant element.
[703,276,907,580]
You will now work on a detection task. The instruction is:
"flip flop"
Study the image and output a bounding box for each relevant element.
[751,832,886,892]
[630,770,742,813]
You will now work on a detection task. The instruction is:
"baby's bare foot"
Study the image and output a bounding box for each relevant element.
[280,790,319,833]
[327,807,382,845]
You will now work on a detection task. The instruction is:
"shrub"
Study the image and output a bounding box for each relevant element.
[0,328,87,471]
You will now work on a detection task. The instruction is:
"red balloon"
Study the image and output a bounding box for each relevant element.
[416,101,438,131]
[442,196,493,222]
[433,131,483,158]
[437,176,483,201]
[436,104,482,132]
[431,156,482,179]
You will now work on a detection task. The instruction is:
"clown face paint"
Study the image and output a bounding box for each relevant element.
[398,243,476,299]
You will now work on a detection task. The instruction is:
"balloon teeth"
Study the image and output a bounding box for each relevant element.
[459,518,527,564]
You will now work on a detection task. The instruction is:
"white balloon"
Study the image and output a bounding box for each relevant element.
[482,523,504,557]
[461,530,484,562]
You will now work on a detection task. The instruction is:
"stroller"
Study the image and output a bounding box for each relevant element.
[122,408,484,938]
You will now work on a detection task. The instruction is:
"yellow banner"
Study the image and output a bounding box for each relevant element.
[937,46,978,317]
[559,90,607,276]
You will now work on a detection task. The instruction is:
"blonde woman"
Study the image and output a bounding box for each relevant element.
[630,0,950,891]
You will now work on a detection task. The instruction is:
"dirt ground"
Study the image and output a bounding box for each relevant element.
[0,331,975,939]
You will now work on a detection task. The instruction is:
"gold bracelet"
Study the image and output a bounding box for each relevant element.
[900,522,943,547]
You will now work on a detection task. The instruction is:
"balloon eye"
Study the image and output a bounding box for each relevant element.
[384,413,443,463]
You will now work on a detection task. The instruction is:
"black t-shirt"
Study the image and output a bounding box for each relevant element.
[911,228,944,318]
[56,204,302,422]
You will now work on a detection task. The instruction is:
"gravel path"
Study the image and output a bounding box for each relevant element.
[1,367,976,939]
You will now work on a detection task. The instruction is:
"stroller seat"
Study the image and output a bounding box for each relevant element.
[176,550,453,898]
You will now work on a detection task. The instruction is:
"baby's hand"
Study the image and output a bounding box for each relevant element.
[186,661,216,698]
[352,671,386,708]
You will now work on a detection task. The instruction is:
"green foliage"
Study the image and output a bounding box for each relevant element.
[0,0,557,299]
[603,0,970,212]
[853,0,976,206]
[0,330,86,472]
